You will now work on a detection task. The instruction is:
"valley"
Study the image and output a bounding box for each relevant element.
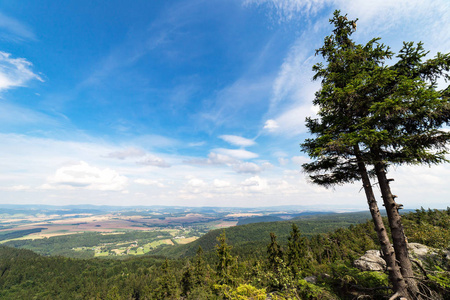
[0,204,344,258]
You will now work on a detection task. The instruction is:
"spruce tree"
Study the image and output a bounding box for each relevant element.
[193,246,206,286]
[215,230,234,285]
[155,258,179,299]
[267,232,283,272]
[286,224,308,277]
[181,261,194,297]
[301,10,450,299]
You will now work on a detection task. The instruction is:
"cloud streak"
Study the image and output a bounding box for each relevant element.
[0,52,43,91]
[137,155,171,168]
[219,135,256,147]
[0,11,36,41]
[243,0,327,22]
[107,148,146,160]
[214,148,259,160]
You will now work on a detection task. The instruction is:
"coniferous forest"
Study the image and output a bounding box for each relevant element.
[0,208,449,299]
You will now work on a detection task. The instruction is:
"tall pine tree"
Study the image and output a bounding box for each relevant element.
[301,10,450,299]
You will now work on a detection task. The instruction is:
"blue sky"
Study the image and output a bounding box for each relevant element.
[0,0,449,209]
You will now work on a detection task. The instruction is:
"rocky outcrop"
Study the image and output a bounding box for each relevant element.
[354,250,386,271]
[354,243,450,272]
[408,243,434,259]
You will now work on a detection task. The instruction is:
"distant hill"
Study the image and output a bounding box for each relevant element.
[151,211,375,258]
[236,215,284,225]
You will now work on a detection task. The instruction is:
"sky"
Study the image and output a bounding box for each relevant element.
[0,0,449,209]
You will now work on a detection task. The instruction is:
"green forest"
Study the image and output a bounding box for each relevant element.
[0,208,449,299]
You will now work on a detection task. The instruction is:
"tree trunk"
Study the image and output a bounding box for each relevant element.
[373,153,420,299]
[354,146,409,298]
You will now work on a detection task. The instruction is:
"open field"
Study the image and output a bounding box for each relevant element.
[0,204,340,258]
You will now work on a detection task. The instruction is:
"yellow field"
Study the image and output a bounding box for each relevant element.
[175,236,198,244]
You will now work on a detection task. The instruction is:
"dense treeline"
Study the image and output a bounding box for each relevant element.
[152,211,376,259]
[0,209,449,299]
[0,227,46,242]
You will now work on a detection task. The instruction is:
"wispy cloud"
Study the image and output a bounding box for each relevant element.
[258,0,449,138]
[106,147,146,160]
[264,103,316,136]
[243,0,327,22]
[0,101,61,129]
[245,0,450,51]
[270,41,317,110]
[185,151,270,174]
[134,178,165,187]
[198,76,273,128]
[219,135,256,147]
[233,162,263,174]
[0,52,43,91]
[185,152,238,165]
[336,0,450,53]
[214,148,259,160]
[137,155,171,168]
[0,11,36,41]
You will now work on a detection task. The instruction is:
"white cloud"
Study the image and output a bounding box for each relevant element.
[185,152,238,165]
[278,157,289,166]
[214,148,259,160]
[134,179,165,187]
[187,177,207,187]
[219,135,256,147]
[264,119,279,132]
[45,161,128,191]
[292,155,309,165]
[241,175,268,192]
[0,52,43,91]
[233,162,263,174]
[213,179,231,188]
[137,155,171,168]
[107,147,145,160]
[267,104,313,136]
[1,185,31,191]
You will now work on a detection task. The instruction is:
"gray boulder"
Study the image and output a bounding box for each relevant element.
[304,276,317,284]
[354,243,449,273]
[408,242,433,259]
[354,250,386,271]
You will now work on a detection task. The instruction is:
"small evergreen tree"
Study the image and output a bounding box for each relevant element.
[181,261,194,297]
[286,224,309,277]
[267,232,283,272]
[193,245,207,286]
[155,258,179,299]
[215,230,234,285]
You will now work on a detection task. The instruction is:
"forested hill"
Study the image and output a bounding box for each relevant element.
[152,211,380,258]
[0,208,449,299]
